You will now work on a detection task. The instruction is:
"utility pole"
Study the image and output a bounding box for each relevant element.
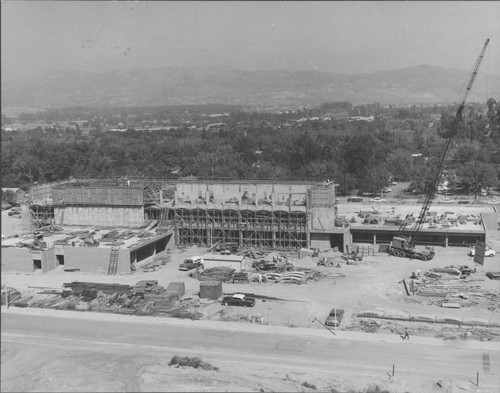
[1,262,8,310]
[333,280,336,335]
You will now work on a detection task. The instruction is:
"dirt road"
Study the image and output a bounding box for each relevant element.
[2,309,499,392]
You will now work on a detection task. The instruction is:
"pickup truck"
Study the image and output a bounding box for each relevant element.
[179,256,204,271]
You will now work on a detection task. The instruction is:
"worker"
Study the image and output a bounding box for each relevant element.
[402,328,410,340]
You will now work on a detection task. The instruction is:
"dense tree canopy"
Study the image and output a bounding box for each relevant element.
[2,100,499,197]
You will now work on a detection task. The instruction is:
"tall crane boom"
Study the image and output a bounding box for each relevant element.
[392,38,490,258]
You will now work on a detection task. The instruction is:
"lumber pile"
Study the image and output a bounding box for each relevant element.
[232,273,249,283]
[1,288,22,305]
[133,280,165,295]
[63,281,132,296]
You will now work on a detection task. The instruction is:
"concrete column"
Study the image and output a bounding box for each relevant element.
[373,233,377,246]
[445,235,448,248]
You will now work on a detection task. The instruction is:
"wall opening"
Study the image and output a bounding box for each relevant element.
[33,259,42,270]
[330,233,344,252]
[56,255,65,265]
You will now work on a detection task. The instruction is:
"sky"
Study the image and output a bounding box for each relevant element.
[2,1,500,81]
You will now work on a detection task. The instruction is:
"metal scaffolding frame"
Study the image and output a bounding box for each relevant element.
[172,205,308,250]
[28,204,55,229]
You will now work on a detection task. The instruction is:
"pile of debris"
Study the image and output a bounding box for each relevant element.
[250,270,325,284]
[1,287,22,305]
[7,280,187,316]
[192,267,236,282]
[403,267,500,311]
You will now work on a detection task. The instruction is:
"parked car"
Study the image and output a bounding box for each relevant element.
[179,256,204,271]
[370,197,386,203]
[438,198,454,204]
[487,199,499,205]
[325,308,345,327]
[468,246,496,257]
[382,188,392,193]
[347,196,363,202]
[7,207,21,216]
[221,294,256,307]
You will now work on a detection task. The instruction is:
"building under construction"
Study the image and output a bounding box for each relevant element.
[22,177,489,254]
[25,178,350,252]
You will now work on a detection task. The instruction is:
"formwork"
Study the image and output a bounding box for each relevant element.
[173,206,308,250]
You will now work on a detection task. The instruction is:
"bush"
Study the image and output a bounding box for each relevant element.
[302,381,317,390]
[364,385,390,393]
[169,355,219,371]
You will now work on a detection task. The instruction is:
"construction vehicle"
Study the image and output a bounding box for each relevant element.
[389,38,490,261]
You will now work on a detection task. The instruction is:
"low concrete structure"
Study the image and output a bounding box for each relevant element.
[1,227,173,274]
[202,254,244,272]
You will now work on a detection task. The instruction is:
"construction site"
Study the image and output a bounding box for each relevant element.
[2,178,499,333]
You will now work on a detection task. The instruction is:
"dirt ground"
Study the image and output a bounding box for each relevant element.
[2,208,500,392]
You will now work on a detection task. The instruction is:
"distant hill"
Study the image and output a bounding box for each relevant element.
[2,65,499,109]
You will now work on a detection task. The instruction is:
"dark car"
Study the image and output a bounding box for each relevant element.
[347,196,363,202]
[179,257,204,271]
[221,294,256,307]
[325,308,344,327]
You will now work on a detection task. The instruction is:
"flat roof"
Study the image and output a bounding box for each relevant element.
[202,254,244,262]
[1,226,173,251]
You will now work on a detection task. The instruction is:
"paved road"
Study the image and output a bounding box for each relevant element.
[2,310,499,386]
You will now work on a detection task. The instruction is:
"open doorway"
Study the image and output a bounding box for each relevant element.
[33,260,42,271]
[56,255,65,265]
[330,233,345,252]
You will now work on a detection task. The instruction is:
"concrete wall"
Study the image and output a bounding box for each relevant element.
[202,259,243,273]
[310,233,331,250]
[63,246,130,274]
[176,183,310,205]
[42,247,57,273]
[1,248,35,272]
[310,207,337,230]
[54,206,144,227]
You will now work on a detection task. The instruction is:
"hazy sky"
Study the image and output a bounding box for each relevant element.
[2,1,499,81]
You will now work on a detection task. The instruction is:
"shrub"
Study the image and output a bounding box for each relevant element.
[169,355,219,371]
[302,381,317,389]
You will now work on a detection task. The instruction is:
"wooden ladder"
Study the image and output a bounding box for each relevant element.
[107,246,119,275]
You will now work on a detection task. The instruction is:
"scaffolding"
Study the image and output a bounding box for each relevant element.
[27,204,55,230]
[173,206,308,250]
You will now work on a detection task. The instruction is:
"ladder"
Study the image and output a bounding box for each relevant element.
[107,246,119,275]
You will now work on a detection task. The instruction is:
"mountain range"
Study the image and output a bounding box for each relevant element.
[2,65,499,109]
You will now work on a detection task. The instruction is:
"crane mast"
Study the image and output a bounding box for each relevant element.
[394,38,490,255]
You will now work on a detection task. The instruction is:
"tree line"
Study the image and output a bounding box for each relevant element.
[2,99,499,197]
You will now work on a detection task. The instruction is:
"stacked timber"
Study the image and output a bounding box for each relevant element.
[144,292,178,312]
[232,273,249,283]
[63,282,132,296]
[133,280,165,295]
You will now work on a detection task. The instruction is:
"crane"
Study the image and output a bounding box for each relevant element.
[389,38,490,260]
